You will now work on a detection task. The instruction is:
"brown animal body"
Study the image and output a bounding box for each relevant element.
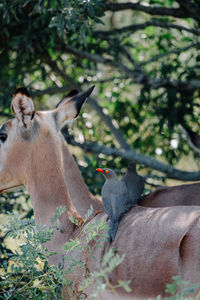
[0,87,200,299]
[77,206,200,299]
[139,183,200,207]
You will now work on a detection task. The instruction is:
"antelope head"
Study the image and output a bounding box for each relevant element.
[0,86,94,194]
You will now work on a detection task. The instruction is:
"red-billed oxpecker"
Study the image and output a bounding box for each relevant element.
[121,162,145,205]
[96,168,129,242]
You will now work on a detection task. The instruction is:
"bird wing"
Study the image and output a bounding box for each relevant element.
[122,173,145,203]
[102,195,111,216]
[110,181,128,221]
[102,182,113,217]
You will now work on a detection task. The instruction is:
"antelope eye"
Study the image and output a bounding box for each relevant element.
[0,134,7,143]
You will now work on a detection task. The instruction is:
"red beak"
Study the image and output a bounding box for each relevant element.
[96,168,104,174]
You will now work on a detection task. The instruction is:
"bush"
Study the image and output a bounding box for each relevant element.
[0,206,130,299]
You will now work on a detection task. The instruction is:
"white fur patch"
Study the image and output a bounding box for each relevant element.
[12,94,35,129]
[56,100,77,129]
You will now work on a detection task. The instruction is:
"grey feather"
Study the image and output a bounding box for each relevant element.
[121,162,145,205]
[109,220,119,241]
[100,169,129,242]
[102,178,128,220]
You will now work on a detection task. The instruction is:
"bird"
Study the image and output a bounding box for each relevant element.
[121,162,145,206]
[96,168,129,242]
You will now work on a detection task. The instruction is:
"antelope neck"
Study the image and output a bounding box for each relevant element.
[61,136,102,215]
[26,140,77,231]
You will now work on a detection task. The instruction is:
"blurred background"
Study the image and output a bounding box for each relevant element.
[0,0,200,262]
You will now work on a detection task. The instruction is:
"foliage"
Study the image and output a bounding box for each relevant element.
[164,275,200,299]
[1,214,62,299]
[0,189,32,269]
[0,207,130,299]
[0,0,104,108]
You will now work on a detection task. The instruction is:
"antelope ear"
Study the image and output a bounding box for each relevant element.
[56,89,79,108]
[12,87,35,129]
[55,86,95,129]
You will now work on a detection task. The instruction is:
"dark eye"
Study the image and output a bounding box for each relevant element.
[0,134,7,143]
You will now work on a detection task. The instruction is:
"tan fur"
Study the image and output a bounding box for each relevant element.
[0,92,200,298]
[60,136,102,215]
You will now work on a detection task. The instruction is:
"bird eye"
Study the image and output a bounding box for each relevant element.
[105,170,109,174]
[0,134,7,143]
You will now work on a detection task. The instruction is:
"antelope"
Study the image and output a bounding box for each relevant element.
[1,87,200,299]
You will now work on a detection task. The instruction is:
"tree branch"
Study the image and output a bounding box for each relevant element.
[88,97,130,149]
[66,136,200,181]
[60,44,200,91]
[118,45,140,69]
[82,75,128,84]
[0,112,12,118]
[177,0,200,23]
[103,2,189,19]
[38,56,130,150]
[32,77,128,97]
[31,85,70,97]
[140,41,200,66]
[95,21,200,37]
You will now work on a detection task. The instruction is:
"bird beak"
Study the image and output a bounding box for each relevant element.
[96,168,104,174]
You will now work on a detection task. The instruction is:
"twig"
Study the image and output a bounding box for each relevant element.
[60,44,200,91]
[140,41,200,66]
[95,21,200,37]
[177,0,200,23]
[103,1,190,19]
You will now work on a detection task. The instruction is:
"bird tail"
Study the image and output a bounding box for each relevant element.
[108,220,119,242]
